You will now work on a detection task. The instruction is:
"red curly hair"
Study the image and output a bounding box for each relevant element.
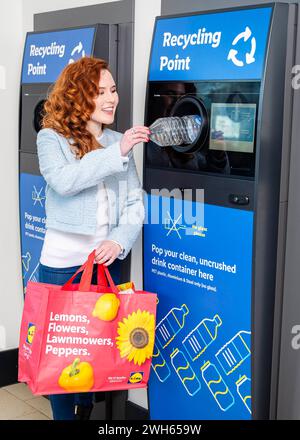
[42,57,109,159]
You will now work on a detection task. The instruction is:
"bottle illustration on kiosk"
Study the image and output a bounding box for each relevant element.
[236,375,252,414]
[215,330,251,375]
[170,348,201,397]
[182,315,222,361]
[201,361,235,412]
[151,343,171,383]
[156,304,189,349]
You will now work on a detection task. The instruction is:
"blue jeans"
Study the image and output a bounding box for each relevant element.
[38,261,121,420]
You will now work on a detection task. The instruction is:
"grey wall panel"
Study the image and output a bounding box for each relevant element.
[276,3,300,420]
[162,0,299,16]
[34,0,134,30]
[270,3,297,419]
[250,3,289,419]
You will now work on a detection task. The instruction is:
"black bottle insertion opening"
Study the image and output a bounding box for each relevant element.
[145,81,259,178]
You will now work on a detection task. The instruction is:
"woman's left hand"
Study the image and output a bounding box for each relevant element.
[95,240,122,265]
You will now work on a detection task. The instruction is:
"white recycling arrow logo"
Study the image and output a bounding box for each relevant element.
[68,41,86,64]
[227,26,256,67]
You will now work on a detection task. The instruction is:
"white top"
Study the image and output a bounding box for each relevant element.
[40,131,121,268]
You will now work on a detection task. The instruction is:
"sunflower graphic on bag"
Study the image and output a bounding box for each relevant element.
[116,310,155,366]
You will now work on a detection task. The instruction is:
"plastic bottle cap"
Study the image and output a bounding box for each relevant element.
[214,315,222,326]
[201,361,210,371]
[170,348,179,358]
[182,304,189,315]
[236,375,247,386]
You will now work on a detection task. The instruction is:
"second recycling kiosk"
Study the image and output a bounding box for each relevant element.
[19,24,130,293]
[143,4,290,419]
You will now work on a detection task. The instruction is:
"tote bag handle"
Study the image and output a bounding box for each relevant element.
[62,250,118,294]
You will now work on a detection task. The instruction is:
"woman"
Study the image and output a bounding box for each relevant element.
[37,56,148,420]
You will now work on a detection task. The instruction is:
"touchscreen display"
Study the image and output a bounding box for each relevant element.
[209,103,256,153]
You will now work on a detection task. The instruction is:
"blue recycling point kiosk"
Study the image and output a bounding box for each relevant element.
[143,4,289,419]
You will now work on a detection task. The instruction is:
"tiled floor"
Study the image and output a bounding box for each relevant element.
[0,383,52,420]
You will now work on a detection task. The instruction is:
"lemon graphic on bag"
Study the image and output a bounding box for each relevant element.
[92,293,120,321]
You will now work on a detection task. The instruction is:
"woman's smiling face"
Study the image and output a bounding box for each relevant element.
[90,69,119,127]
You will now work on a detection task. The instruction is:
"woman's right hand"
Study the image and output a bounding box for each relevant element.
[120,126,150,156]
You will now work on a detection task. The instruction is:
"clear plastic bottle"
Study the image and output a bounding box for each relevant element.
[149,115,202,147]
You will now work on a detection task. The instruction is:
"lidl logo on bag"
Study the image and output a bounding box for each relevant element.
[26,323,36,345]
[128,372,144,384]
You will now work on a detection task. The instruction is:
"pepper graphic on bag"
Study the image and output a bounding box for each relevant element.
[58,358,94,392]
[18,250,157,395]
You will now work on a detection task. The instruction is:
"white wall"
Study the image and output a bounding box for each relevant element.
[0,0,25,350]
